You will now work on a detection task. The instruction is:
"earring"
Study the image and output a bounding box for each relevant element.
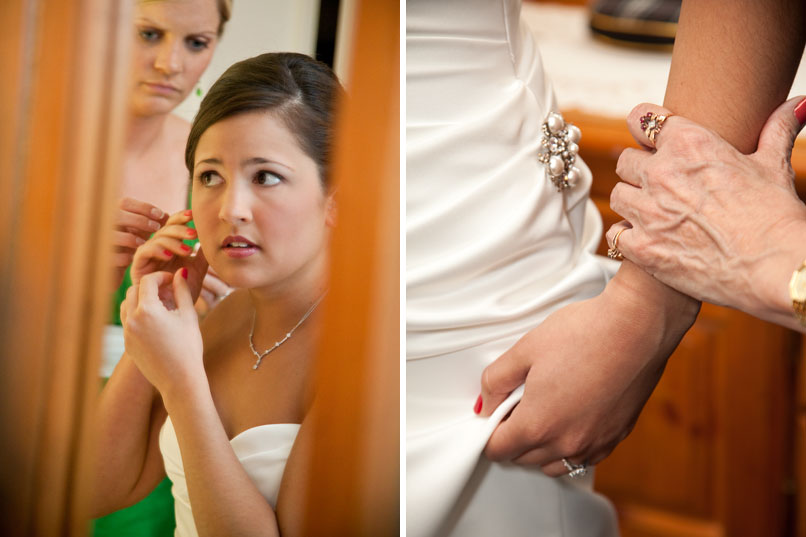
[195,86,203,97]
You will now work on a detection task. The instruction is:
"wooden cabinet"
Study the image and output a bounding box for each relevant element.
[565,110,804,537]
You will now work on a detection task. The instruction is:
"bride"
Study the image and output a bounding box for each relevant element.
[91,52,341,536]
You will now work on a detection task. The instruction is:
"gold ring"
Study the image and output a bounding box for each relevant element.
[640,112,671,145]
[607,227,626,260]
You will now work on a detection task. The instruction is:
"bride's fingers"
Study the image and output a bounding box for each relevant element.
[155,222,198,242]
[625,102,680,152]
[138,271,175,308]
[483,404,536,461]
[163,209,193,227]
[510,445,555,467]
[541,458,588,478]
[478,338,532,417]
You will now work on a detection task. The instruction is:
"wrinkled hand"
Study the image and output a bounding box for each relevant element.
[111,198,167,289]
[478,274,698,476]
[120,269,204,395]
[131,209,209,307]
[609,97,806,320]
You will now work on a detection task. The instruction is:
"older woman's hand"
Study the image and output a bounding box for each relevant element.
[609,97,806,322]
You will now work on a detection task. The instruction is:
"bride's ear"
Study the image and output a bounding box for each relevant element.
[325,192,337,227]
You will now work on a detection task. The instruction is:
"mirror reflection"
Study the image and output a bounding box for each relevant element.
[92,1,344,535]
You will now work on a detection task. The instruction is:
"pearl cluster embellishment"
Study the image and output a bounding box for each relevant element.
[538,112,582,192]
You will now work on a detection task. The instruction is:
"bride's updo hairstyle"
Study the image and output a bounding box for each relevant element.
[185,52,343,188]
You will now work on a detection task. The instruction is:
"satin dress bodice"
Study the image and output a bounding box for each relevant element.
[407,0,618,535]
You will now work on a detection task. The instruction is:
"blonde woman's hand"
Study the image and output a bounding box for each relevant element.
[131,209,209,307]
[111,198,168,289]
[120,269,205,395]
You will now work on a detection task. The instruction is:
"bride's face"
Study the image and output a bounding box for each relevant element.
[191,110,335,291]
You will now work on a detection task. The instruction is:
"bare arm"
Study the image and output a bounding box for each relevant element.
[124,270,280,537]
[90,353,168,516]
[665,0,806,153]
[605,0,806,327]
[611,0,806,333]
[162,377,280,537]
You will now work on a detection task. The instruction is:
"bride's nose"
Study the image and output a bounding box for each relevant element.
[218,182,253,225]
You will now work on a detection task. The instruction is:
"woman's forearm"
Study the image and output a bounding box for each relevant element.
[162,376,279,537]
[91,352,167,516]
[665,0,806,153]
[606,0,806,327]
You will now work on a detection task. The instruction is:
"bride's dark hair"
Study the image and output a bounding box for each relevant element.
[185,52,343,187]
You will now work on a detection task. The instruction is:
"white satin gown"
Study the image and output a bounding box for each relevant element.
[407,0,620,535]
[159,416,299,537]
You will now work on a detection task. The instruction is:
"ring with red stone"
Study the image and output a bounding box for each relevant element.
[639,112,671,145]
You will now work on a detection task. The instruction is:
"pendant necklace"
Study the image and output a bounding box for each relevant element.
[248,291,327,370]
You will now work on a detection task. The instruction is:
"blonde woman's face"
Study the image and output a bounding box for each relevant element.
[128,0,220,117]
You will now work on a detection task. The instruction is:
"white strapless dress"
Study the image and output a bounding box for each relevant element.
[407,0,619,535]
[159,417,300,537]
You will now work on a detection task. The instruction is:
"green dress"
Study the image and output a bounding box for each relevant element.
[93,214,198,537]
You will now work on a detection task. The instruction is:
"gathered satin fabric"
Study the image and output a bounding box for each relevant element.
[407,0,619,535]
[159,417,299,537]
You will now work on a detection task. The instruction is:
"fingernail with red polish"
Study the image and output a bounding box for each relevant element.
[186,228,197,237]
[180,244,191,252]
[796,98,806,125]
[181,268,188,279]
[474,395,483,415]
[184,210,192,217]
[163,249,173,257]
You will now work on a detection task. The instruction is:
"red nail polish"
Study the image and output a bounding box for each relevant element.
[180,244,191,252]
[186,228,196,237]
[181,268,188,279]
[163,249,173,257]
[184,210,192,217]
[474,395,482,414]
[796,98,806,125]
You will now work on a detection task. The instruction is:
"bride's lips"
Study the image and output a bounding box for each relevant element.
[220,235,259,258]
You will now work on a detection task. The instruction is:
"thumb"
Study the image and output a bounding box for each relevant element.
[478,335,532,417]
[755,96,806,175]
[173,268,195,313]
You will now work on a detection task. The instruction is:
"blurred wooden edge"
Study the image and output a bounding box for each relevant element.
[0,0,131,535]
[301,0,400,535]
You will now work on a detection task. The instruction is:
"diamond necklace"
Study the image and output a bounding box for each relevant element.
[248,292,327,370]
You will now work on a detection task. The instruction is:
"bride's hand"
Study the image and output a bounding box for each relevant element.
[609,97,806,321]
[120,269,205,395]
[130,209,209,307]
[477,266,699,476]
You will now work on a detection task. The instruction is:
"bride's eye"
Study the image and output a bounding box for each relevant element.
[197,170,223,187]
[254,170,282,186]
